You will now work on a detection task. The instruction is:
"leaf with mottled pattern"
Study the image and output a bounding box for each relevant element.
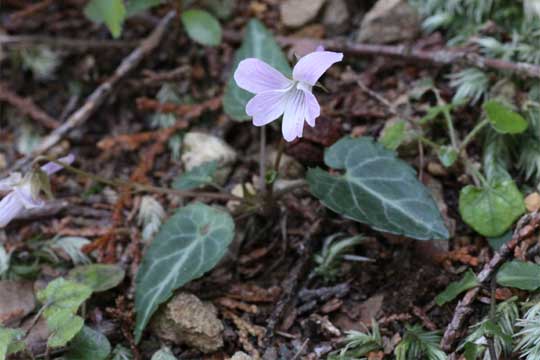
[134,203,234,342]
[307,136,449,240]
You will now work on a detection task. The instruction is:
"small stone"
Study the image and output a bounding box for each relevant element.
[182,132,237,171]
[427,161,448,177]
[231,352,253,360]
[227,183,256,212]
[151,292,224,353]
[280,0,326,28]
[357,0,420,44]
[266,150,304,179]
[525,192,540,212]
[0,281,36,326]
[322,0,349,35]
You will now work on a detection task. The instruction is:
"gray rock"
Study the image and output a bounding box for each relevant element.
[323,0,350,35]
[231,352,253,360]
[280,0,326,28]
[357,0,420,44]
[150,292,224,353]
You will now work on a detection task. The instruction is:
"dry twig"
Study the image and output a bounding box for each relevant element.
[223,32,540,79]
[4,10,177,176]
[441,211,540,351]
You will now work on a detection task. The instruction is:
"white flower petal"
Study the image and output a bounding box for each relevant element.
[0,173,22,192]
[14,184,43,209]
[41,154,75,175]
[246,90,289,126]
[0,192,25,228]
[303,90,320,127]
[292,51,343,86]
[282,90,307,142]
[234,58,293,94]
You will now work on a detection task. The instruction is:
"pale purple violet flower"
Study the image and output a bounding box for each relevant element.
[234,49,343,142]
[0,154,74,228]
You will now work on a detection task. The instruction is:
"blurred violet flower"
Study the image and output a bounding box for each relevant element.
[234,48,343,142]
[0,154,74,228]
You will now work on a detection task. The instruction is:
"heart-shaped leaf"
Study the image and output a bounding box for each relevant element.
[134,203,234,342]
[496,260,540,290]
[459,180,525,237]
[484,100,528,134]
[223,19,291,121]
[307,136,449,240]
[181,9,222,46]
[37,278,93,348]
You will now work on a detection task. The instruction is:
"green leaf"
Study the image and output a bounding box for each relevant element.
[37,278,93,317]
[435,269,478,306]
[0,327,25,359]
[36,278,93,348]
[482,129,512,183]
[438,146,458,167]
[84,0,126,38]
[46,310,85,348]
[496,260,540,290]
[463,342,480,360]
[379,120,406,150]
[180,9,222,46]
[223,19,291,121]
[63,326,111,360]
[487,230,512,250]
[134,203,235,342]
[173,161,218,190]
[68,264,125,292]
[125,0,162,16]
[484,100,528,134]
[459,180,525,237]
[307,136,449,240]
[151,347,177,360]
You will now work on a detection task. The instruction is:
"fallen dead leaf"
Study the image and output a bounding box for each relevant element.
[0,280,36,326]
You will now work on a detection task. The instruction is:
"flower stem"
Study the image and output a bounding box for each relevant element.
[259,126,267,196]
[442,107,459,149]
[39,156,246,203]
[273,138,285,173]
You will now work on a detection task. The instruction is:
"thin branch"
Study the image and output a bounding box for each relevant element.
[223,32,540,79]
[441,211,540,351]
[40,157,246,203]
[3,10,177,177]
